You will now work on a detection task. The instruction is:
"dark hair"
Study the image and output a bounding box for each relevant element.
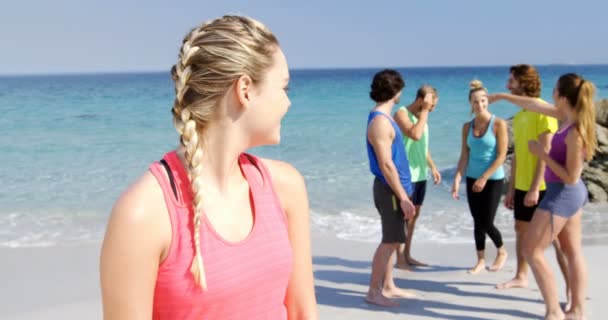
[556,73,597,161]
[510,64,541,98]
[370,69,405,103]
[415,85,437,100]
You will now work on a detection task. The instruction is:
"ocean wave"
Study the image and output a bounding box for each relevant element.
[0,209,106,247]
[310,200,608,245]
[1,200,606,247]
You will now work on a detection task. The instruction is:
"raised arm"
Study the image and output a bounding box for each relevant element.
[393,93,433,141]
[264,159,318,320]
[490,93,565,120]
[100,173,171,320]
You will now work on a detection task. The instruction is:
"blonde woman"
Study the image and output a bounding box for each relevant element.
[100,16,317,319]
[491,73,596,320]
[452,80,509,274]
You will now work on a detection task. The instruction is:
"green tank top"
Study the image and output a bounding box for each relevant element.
[401,107,429,182]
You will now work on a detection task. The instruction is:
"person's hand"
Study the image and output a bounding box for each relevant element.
[472,177,488,192]
[421,93,434,111]
[451,178,460,200]
[528,140,543,156]
[400,198,415,220]
[524,189,540,207]
[504,188,515,209]
[431,168,442,185]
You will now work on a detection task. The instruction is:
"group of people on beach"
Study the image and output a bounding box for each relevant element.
[365,66,596,320]
[98,15,596,320]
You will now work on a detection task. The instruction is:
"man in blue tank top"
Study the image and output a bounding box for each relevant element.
[365,69,416,307]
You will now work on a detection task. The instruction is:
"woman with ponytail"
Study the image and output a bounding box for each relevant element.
[100,16,317,320]
[491,73,596,320]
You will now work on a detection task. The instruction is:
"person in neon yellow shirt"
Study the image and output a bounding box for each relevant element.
[494,65,570,308]
[393,85,441,269]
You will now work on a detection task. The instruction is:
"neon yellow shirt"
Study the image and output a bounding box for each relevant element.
[512,99,558,191]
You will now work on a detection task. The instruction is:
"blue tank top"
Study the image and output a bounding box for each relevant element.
[466,115,505,180]
[366,111,413,195]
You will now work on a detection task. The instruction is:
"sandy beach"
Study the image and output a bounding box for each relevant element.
[0,230,604,320]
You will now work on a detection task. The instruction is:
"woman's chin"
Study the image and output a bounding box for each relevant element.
[251,133,281,148]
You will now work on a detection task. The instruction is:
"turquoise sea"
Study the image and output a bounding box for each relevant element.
[1,65,607,247]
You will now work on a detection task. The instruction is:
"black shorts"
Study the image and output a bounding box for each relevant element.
[514,189,547,222]
[411,180,427,206]
[373,178,406,243]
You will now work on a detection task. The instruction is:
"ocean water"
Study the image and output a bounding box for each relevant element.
[1,65,608,247]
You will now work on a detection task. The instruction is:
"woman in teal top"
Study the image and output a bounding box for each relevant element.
[451,80,509,274]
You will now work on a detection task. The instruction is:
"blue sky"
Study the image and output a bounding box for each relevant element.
[1,0,606,74]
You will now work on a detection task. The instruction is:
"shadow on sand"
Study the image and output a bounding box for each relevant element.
[313,255,543,320]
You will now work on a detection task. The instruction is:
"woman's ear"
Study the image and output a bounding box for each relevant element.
[235,74,254,108]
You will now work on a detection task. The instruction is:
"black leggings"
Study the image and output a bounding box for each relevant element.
[466,177,504,251]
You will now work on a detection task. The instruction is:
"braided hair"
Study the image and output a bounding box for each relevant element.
[170,15,278,289]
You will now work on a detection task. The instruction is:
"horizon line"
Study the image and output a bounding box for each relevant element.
[2,63,608,78]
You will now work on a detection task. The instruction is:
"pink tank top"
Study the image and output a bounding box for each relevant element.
[149,151,293,320]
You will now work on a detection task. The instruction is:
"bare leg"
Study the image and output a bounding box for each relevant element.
[366,243,399,307]
[404,206,427,266]
[557,210,586,320]
[553,239,571,311]
[497,220,529,289]
[469,250,486,274]
[383,251,416,298]
[396,206,427,268]
[395,243,411,271]
[523,209,568,320]
[489,246,508,272]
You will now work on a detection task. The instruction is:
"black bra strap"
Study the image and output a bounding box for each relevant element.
[159,159,178,198]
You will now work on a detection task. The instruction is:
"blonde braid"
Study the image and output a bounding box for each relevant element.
[173,26,208,290]
[181,108,207,289]
[169,16,279,290]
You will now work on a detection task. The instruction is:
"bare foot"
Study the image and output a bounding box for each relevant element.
[496,277,528,289]
[468,261,485,274]
[383,286,416,298]
[545,310,565,320]
[563,288,572,312]
[564,308,585,320]
[406,257,429,267]
[394,261,413,271]
[488,251,508,272]
[365,290,399,307]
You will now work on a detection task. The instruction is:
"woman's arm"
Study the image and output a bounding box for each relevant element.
[480,118,508,180]
[264,159,318,320]
[451,123,470,200]
[100,173,171,320]
[490,93,565,120]
[529,129,585,184]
